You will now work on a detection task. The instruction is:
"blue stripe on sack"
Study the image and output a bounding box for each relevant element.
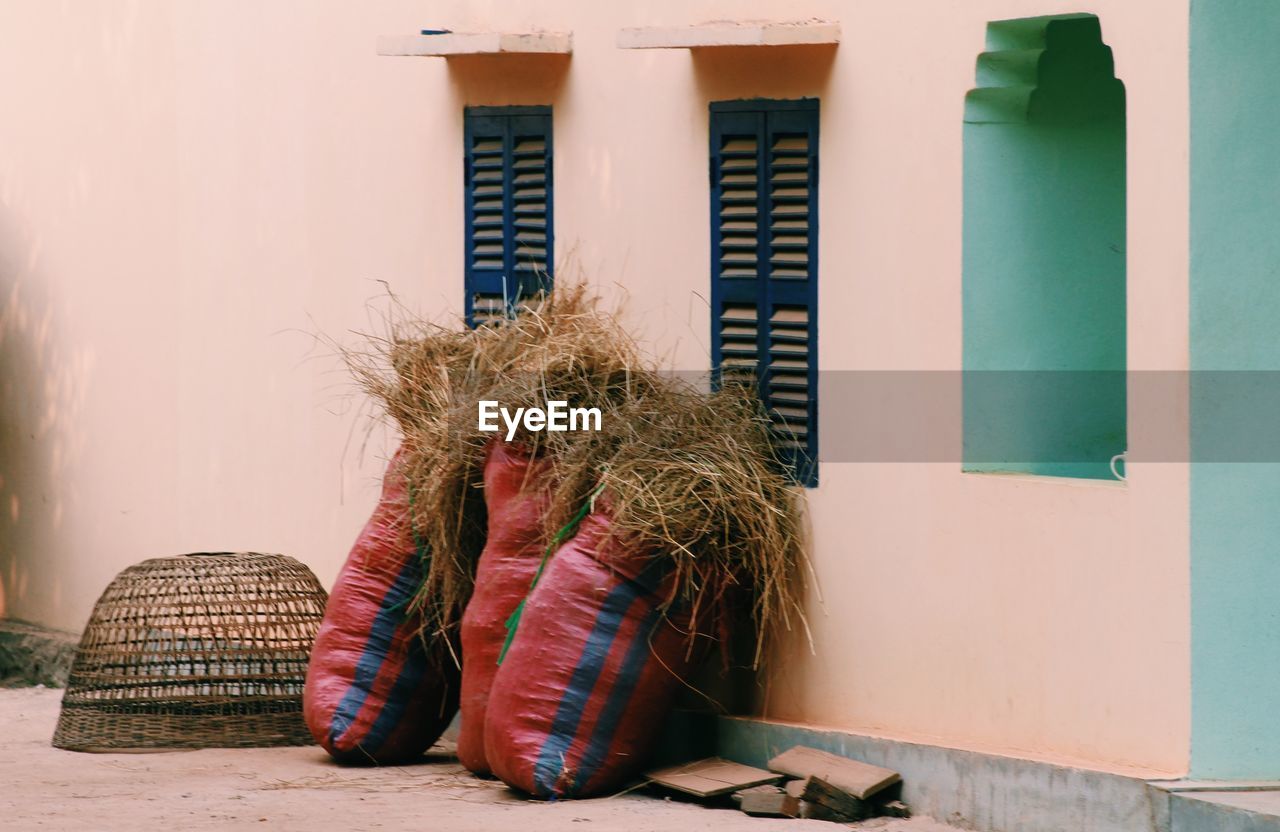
[531,581,643,794]
[359,619,433,752]
[530,560,667,796]
[570,606,664,794]
[327,556,422,749]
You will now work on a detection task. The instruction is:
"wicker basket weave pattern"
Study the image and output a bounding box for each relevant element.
[53,552,328,751]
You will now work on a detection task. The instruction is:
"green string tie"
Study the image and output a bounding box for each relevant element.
[496,482,605,665]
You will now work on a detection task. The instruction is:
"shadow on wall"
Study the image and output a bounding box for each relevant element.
[692,45,837,104]
[447,53,571,109]
[0,202,90,627]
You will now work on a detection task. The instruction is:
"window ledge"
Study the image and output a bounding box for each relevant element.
[617,19,840,50]
[377,31,572,57]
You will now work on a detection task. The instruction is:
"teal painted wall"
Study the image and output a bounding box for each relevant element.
[1190,0,1280,779]
[963,16,1127,480]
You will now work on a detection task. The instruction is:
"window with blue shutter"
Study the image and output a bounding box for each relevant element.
[710,99,819,487]
[464,106,553,327]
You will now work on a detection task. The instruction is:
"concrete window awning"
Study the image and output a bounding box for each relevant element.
[617,20,840,50]
[377,31,572,57]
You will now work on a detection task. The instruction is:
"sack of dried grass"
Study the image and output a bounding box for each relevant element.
[456,440,555,776]
[484,508,708,798]
[342,284,810,790]
[483,385,809,797]
[303,448,460,764]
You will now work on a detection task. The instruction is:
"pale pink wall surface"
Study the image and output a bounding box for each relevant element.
[0,1,1190,776]
[0,0,453,629]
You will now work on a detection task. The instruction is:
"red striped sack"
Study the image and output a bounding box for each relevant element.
[484,512,701,798]
[303,449,460,764]
[457,441,553,774]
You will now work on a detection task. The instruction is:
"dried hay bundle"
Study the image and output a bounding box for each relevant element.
[547,383,809,666]
[347,285,661,633]
[345,320,489,633]
[346,281,809,660]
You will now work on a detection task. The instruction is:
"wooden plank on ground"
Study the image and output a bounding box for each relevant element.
[767,746,901,799]
[645,758,782,798]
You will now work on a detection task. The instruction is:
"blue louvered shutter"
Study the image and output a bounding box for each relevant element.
[710,100,819,486]
[464,107,553,327]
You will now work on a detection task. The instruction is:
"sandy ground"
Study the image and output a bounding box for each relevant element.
[1,688,962,832]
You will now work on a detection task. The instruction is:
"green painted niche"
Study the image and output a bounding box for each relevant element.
[962,14,1127,480]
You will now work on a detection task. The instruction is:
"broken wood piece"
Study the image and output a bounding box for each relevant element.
[801,776,876,821]
[798,799,853,822]
[882,799,912,818]
[731,784,783,806]
[767,746,901,799]
[645,758,781,798]
[738,790,800,818]
[784,778,806,798]
[732,783,778,798]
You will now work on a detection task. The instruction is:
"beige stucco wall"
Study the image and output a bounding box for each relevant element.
[0,0,446,628]
[0,1,1189,776]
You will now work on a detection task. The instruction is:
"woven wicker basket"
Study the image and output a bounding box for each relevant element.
[53,552,329,751]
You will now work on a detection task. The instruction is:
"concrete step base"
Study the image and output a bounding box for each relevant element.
[1158,784,1280,832]
[715,716,1280,832]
